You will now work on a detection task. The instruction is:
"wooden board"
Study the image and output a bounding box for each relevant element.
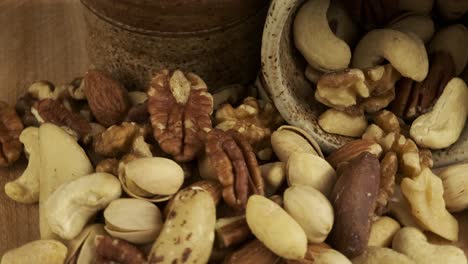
[0,0,88,255]
[0,0,468,260]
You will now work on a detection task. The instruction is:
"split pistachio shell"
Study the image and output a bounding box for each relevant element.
[104,226,160,245]
[271,125,324,163]
[1,240,67,264]
[286,152,336,196]
[65,224,106,264]
[246,195,307,260]
[104,198,162,232]
[284,185,334,243]
[148,187,216,264]
[119,157,184,202]
[124,157,184,195]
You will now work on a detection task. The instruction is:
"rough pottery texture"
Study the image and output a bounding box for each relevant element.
[261,0,354,154]
[81,0,269,91]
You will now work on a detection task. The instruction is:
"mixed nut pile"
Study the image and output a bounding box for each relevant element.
[1,0,468,264]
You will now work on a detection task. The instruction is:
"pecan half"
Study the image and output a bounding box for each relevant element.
[35,99,91,137]
[391,52,456,120]
[205,129,264,209]
[0,101,24,167]
[148,69,213,162]
[84,70,130,127]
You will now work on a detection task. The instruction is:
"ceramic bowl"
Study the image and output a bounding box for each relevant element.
[260,0,468,166]
[81,0,270,91]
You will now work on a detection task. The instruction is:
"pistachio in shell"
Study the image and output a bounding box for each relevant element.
[119,157,184,202]
[103,198,163,244]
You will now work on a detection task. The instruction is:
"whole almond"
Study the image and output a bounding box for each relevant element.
[84,70,129,127]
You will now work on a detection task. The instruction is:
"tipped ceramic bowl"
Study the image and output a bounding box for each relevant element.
[260,0,468,166]
[261,0,351,155]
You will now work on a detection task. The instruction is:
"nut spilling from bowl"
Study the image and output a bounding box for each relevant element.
[2,0,468,261]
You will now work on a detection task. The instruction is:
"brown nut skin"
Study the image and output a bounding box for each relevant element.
[148,69,214,162]
[35,99,91,137]
[84,70,130,127]
[329,152,381,258]
[205,129,264,209]
[0,101,24,167]
[95,235,146,264]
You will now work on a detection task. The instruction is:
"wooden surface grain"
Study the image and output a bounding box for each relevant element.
[0,0,88,254]
[0,0,468,260]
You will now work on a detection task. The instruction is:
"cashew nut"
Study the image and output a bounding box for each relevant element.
[399,0,434,13]
[294,0,351,71]
[410,78,468,149]
[4,127,40,203]
[429,24,468,75]
[46,172,122,240]
[318,109,368,137]
[39,123,93,239]
[327,0,359,46]
[392,227,467,264]
[352,29,429,81]
[388,13,435,43]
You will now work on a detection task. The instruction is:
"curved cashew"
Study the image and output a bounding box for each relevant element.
[352,29,429,82]
[294,0,351,71]
[399,0,434,13]
[388,13,435,43]
[4,127,40,203]
[39,123,93,239]
[318,109,368,137]
[46,173,122,240]
[392,227,467,264]
[429,24,468,75]
[410,78,468,149]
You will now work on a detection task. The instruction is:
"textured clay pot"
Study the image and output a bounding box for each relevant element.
[261,0,351,155]
[260,0,467,166]
[81,0,269,91]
